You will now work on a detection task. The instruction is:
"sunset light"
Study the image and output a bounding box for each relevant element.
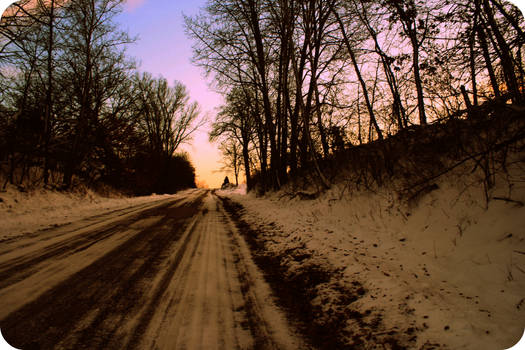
[116,0,226,188]
[1,0,525,348]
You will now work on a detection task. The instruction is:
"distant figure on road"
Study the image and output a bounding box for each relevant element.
[221,176,230,190]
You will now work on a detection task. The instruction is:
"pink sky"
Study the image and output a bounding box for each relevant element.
[0,0,228,188]
[113,0,525,189]
[117,0,228,188]
[123,0,146,12]
[4,0,524,188]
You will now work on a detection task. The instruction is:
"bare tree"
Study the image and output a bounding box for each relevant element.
[331,1,383,140]
[59,0,134,188]
[383,0,432,125]
[210,87,257,191]
[133,73,202,159]
[219,139,243,186]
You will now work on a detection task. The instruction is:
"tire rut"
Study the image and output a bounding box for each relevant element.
[0,194,205,350]
[0,199,181,290]
[1,191,303,350]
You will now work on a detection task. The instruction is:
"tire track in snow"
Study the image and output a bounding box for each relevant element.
[0,193,206,349]
[135,192,305,350]
[0,190,304,350]
[0,198,185,290]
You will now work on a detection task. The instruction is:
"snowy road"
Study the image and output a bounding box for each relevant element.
[0,189,302,349]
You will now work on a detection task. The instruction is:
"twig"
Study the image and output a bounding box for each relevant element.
[515,265,525,275]
[492,196,524,207]
[497,233,513,242]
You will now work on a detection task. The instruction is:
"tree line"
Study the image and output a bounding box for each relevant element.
[0,0,200,194]
[186,0,524,194]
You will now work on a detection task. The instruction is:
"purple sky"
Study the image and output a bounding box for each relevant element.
[116,0,225,188]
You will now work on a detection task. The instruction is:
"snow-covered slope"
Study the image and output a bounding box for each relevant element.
[0,185,179,240]
[220,163,525,349]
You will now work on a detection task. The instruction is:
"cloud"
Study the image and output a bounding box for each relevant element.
[124,0,146,12]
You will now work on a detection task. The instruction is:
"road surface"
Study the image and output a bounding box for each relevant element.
[0,189,304,349]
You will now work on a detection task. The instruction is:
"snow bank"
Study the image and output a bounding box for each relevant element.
[224,167,525,349]
[0,185,175,240]
[217,183,247,195]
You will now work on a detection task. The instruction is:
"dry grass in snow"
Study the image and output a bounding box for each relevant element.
[220,162,525,349]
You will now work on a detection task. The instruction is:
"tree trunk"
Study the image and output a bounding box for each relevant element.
[43,0,55,186]
[278,17,292,185]
[489,0,525,43]
[289,37,308,177]
[64,0,95,189]
[410,34,427,125]
[242,133,252,190]
[483,0,521,103]
[477,22,501,98]
[358,1,406,129]
[333,9,383,139]
[315,87,329,158]
[469,27,479,106]
[247,0,279,189]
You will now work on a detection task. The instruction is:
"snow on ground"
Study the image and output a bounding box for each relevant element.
[219,167,525,349]
[0,185,179,240]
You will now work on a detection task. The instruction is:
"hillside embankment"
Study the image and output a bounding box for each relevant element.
[220,105,525,349]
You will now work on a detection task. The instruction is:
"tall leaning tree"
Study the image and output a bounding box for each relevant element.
[383,0,433,125]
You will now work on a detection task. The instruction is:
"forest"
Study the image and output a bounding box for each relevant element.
[1,0,524,196]
[0,0,199,195]
[186,0,525,195]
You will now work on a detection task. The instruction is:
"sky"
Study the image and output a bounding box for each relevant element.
[113,0,525,189]
[2,0,525,188]
[115,0,226,189]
